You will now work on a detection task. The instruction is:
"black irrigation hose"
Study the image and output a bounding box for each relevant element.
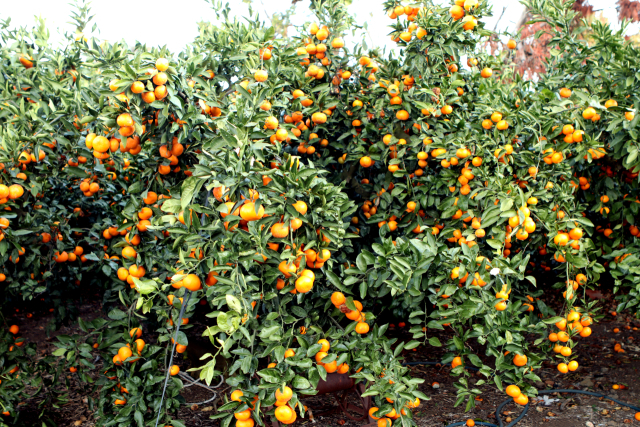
[153,290,193,427]
[402,362,640,427]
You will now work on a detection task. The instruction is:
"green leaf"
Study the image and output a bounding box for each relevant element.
[292,375,311,389]
[226,295,243,313]
[181,176,200,210]
[108,308,127,320]
[543,316,564,325]
[131,277,157,295]
[134,410,144,427]
[52,348,67,357]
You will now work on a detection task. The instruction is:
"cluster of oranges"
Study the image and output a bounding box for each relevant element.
[0,325,22,416]
[110,57,170,105]
[53,246,84,263]
[7,324,24,352]
[17,147,48,165]
[313,338,350,374]
[494,283,512,311]
[111,327,144,366]
[85,133,122,160]
[548,307,592,373]
[450,258,489,289]
[330,291,370,334]
[272,386,298,425]
[481,111,509,131]
[368,396,421,427]
[158,136,187,175]
[0,183,25,203]
[505,384,530,406]
[78,175,101,196]
[107,328,147,406]
[552,226,584,270]
[230,389,260,427]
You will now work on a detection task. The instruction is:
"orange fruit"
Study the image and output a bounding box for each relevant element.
[514,394,528,405]
[331,292,346,306]
[230,390,244,402]
[355,322,370,334]
[156,58,169,71]
[275,386,293,401]
[506,384,521,397]
[239,203,265,221]
[118,346,133,361]
[271,223,289,238]
[182,274,202,291]
[513,354,527,367]
[318,339,330,352]
[274,405,294,422]
[293,201,308,215]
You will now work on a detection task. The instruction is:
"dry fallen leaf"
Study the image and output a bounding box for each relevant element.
[201,406,213,412]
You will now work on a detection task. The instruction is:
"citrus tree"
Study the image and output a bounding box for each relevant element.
[1,0,640,426]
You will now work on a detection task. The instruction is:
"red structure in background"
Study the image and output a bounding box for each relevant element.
[514,0,640,78]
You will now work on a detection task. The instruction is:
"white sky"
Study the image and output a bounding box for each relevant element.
[0,0,632,54]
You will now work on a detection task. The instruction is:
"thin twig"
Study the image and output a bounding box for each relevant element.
[328,314,345,332]
[493,7,507,32]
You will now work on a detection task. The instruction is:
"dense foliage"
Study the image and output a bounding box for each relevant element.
[1,0,640,426]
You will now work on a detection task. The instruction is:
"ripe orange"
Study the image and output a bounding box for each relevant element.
[182,274,202,291]
[452,356,462,369]
[118,346,133,361]
[235,409,252,421]
[450,5,465,20]
[116,113,133,127]
[122,246,137,260]
[156,58,169,71]
[311,112,327,123]
[275,386,293,401]
[513,354,527,367]
[274,405,294,422]
[355,322,369,334]
[360,156,373,167]
[294,276,313,293]
[230,390,244,402]
[239,203,265,221]
[514,394,528,405]
[480,67,493,78]
[506,384,521,397]
[142,92,156,103]
[169,365,180,376]
[271,223,289,238]
[331,292,346,306]
[293,201,308,215]
[254,70,268,82]
[131,81,144,93]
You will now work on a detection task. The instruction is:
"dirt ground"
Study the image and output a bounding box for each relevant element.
[10,292,640,427]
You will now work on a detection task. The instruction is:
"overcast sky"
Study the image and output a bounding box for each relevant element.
[0,0,632,54]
